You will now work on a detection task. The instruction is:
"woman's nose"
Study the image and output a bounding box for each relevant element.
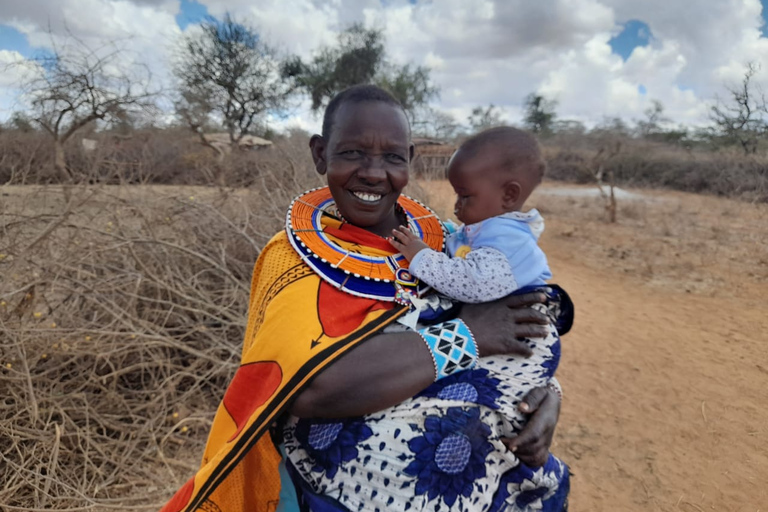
[357,156,388,182]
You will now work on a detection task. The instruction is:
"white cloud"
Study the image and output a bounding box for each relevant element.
[0,0,184,122]
[0,0,766,131]
[200,0,342,57]
[0,50,43,117]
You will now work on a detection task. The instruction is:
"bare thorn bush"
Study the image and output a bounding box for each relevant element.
[0,135,322,510]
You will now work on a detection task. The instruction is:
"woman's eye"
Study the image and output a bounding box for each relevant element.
[385,153,406,163]
[340,150,363,158]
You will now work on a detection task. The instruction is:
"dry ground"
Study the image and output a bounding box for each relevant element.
[1,180,766,511]
[421,180,768,511]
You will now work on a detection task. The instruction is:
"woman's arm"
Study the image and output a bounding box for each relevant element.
[289,292,550,418]
[289,329,436,418]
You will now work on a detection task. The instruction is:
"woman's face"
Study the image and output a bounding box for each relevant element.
[311,101,413,237]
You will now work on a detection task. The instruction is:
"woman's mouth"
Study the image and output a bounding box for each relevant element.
[352,191,383,203]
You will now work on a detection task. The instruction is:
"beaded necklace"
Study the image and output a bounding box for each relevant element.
[286,187,445,302]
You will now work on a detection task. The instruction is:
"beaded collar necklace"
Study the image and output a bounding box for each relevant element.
[286,187,445,301]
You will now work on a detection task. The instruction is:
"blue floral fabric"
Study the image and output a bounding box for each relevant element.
[283,298,567,512]
[404,407,493,507]
[292,419,374,480]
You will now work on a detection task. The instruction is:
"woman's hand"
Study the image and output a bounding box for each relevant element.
[501,385,561,467]
[461,291,550,358]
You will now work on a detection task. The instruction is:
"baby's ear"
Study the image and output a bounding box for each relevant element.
[502,181,522,209]
[309,135,328,175]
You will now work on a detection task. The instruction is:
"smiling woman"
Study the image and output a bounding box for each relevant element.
[311,94,413,237]
[160,85,567,512]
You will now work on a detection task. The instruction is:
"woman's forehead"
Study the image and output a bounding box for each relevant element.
[330,101,410,144]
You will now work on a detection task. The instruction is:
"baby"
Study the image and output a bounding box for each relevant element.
[390,126,562,436]
[391,126,550,303]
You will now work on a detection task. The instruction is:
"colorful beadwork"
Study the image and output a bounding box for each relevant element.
[286,187,445,301]
[417,319,479,380]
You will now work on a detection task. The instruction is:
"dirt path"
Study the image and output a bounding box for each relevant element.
[551,251,767,511]
[421,180,768,511]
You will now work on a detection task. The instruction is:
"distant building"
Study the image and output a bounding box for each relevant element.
[202,133,273,155]
[411,138,456,178]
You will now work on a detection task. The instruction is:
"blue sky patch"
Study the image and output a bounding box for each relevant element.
[638,84,647,95]
[176,0,210,30]
[609,19,652,61]
[761,0,768,37]
[0,24,33,57]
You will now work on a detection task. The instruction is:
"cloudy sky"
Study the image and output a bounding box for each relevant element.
[1,0,767,132]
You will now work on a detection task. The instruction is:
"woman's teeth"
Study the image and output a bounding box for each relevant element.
[353,192,382,202]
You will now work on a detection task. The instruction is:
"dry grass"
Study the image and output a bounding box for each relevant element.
[542,139,768,203]
[2,128,767,203]
[0,149,324,510]
[0,135,438,510]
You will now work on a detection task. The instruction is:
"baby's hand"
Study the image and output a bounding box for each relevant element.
[389,225,430,261]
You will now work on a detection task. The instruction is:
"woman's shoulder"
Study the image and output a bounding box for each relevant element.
[252,231,304,273]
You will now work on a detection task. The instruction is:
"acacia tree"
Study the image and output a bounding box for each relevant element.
[174,14,294,151]
[636,100,669,138]
[412,108,460,140]
[13,39,155,182]
[467,104,504,133]
[579,138,623,223]
[283,24,438,121]
[523,93,557,135]
[710,62,767,154]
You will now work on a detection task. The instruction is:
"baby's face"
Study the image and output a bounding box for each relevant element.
[447,151,508,225]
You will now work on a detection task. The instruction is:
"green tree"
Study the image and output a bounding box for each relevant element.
[283,24,438,120]
[523,93,557,134]
[174,14,294,146]
[377,64,437,120]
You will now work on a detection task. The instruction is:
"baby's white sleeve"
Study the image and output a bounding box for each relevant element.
[409,247,518,303]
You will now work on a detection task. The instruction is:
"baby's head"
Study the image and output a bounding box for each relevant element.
[448,126,545,225]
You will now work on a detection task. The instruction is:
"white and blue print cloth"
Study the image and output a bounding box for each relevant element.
[281,295,569,512]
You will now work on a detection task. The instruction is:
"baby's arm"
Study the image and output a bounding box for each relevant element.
[390,226,518,303]
[408,247,518,303]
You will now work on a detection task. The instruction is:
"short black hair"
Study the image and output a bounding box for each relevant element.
[459,126,546,182]
[321,84,408,140]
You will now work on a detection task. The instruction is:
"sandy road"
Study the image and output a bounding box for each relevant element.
[550,250,767,511]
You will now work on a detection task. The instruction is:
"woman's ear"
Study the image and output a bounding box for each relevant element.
[502,181,522,210]
[408,142,415,164]
[309,134,327,175]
